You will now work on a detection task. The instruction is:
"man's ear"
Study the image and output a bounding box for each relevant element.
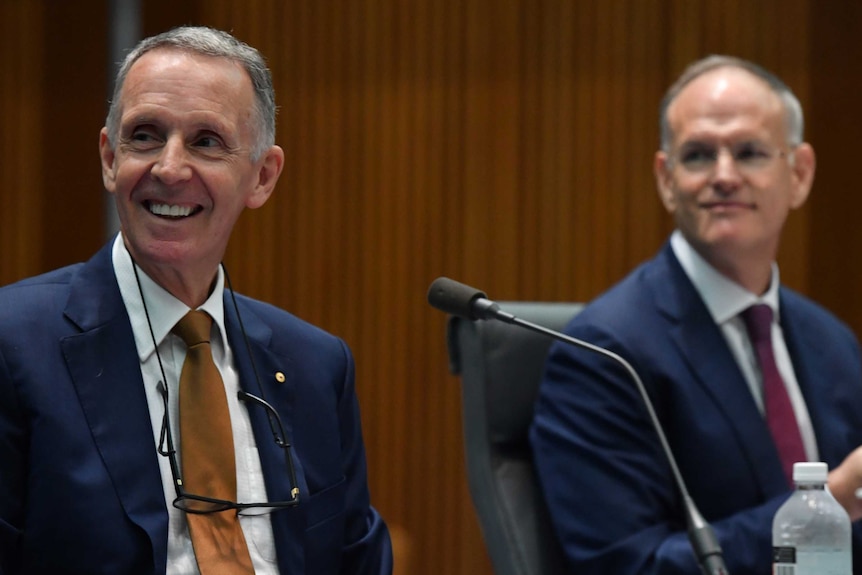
[246,145,285,209]
[654,150,677,214]
[788,142,815,210]
[99,128,117,194]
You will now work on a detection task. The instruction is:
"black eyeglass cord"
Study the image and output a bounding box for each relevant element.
[129,251,300,507]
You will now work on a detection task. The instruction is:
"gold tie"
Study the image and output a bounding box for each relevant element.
[174,310,254,574]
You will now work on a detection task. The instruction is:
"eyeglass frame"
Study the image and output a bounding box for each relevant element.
[157,382,301,515]
[131,254,302,516]
[666,139,796,175]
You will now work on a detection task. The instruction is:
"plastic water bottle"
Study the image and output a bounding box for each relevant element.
[772,461,851,575]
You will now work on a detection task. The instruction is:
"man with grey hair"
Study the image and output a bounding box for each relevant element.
[0,26,392,574]
[531,55,862,574]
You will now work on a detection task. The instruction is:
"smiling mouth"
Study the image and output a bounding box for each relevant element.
[146,202,201,219]
[701,201,754,210]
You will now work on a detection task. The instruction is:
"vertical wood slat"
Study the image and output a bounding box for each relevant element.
[571,0,599,298]
[1,3,851,575]
[0,1,43,283]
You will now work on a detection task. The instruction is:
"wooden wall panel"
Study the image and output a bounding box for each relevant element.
[0,0,107,286]
[0,1,44,284]
[808,2,862,336]
[41,1,109,271]
[2,2,857,575]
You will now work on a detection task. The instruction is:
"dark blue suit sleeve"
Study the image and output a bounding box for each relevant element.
[0,344,25,575]
[531,329,783,574]
[529,247,862,575]
[333,340,393,574]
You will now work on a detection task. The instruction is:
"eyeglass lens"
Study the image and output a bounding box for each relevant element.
[675,140,784,173]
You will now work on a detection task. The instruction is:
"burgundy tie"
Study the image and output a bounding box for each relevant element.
[741,304,806,486]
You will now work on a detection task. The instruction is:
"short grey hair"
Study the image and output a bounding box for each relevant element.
[105,26,276,161]
[659,55,804,152]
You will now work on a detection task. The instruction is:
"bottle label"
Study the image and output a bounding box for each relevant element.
[773,544,796,575]
[772,546,850,575]
[773,546,796,564]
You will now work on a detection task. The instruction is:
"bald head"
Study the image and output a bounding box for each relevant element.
[659,55,804,152]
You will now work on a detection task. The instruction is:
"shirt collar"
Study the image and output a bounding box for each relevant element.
[112,233,228,362]
[670,230,780,324]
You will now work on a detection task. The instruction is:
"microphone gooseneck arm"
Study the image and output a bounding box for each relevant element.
[427,277,729,575]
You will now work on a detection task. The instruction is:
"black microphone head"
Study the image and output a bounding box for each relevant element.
[427,277,487,320]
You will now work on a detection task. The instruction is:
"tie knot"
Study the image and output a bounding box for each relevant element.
[741,303,774,344]
[173,310,213,347]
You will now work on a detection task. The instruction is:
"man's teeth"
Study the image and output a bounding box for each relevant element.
[150,203,192,217]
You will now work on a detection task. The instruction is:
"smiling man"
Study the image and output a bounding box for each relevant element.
[0,26,392,574]
[101,42,281,308]
[530,55,862,574]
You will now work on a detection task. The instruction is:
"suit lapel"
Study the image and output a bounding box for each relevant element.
[781,293,848,469]
[225,295,307,573]
[61,243,168,570]
[652,245,787,495]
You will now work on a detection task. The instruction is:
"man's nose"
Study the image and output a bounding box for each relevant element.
[151,137,193,184]
[710,148,743,192]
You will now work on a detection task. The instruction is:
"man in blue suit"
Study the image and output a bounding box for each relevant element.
[531,55,862,574]
[0,26,392,574]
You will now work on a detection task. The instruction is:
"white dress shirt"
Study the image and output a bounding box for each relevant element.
[111,234,279,574]
[670,230,818,461]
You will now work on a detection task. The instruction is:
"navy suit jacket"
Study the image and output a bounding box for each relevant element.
[530,242,862,575]
[0,242,392,574]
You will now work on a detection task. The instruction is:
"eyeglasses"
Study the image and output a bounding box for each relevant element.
[132,256,301,516]
[670,140,793,175]
[157,383,301,515]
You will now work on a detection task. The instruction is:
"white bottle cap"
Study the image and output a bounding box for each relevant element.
[793,462,828,483]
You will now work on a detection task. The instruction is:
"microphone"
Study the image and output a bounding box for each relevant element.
[427,276,730,575]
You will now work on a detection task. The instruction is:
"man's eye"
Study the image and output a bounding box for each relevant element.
[195,136,221,148]
[124,129,162,149]
[735,145,770,163]
[680,148,715,165]
[131,131,155,142]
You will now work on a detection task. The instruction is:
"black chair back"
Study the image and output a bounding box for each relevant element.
[446,302,583,575]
